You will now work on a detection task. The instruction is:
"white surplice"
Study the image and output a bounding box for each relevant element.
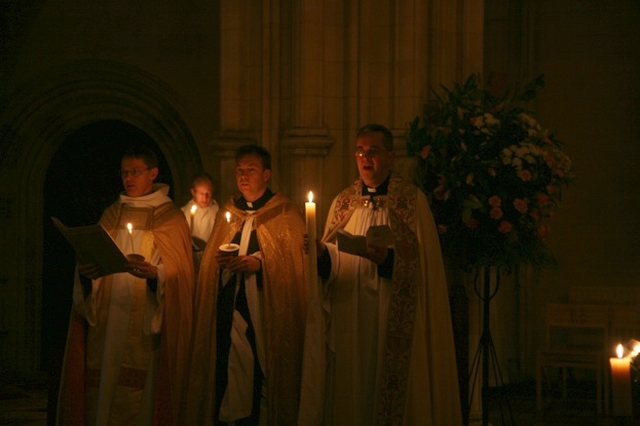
[72,185,170,426]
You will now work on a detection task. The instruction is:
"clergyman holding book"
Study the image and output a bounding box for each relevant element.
[56,145,194,425]
[299,124,463,425]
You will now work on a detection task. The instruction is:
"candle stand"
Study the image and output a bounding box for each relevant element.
[467,266,515,426]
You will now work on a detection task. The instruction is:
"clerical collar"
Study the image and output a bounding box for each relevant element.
[362,173,391,196]
[235,188,274,210]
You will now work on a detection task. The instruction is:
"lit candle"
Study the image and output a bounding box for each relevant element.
[305,191,318,288]
[190,204,197,235]
[127,222,135,254]
[226,211,232,248]
[610,343,633,416]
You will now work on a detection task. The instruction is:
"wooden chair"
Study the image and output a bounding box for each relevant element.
[536,303,610,413]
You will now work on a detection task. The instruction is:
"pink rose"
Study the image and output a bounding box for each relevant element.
[513,198,528,214]
[518,169,532,181]
[466,218,479,229]
[488,195,502,207]
[537,193,550,206]
[530,209,540,222]
[490,207,503,220]
[498,221,512,233]
[537,223,551,238]
[419,145,431,159]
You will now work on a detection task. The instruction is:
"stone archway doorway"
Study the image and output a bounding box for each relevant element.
[42,119,174,421]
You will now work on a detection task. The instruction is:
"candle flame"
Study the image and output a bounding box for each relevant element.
[127,223,133,234]
[191,205,197,215]
[226,211,231,223]
[616,343,624,359]
[308,191,314,203]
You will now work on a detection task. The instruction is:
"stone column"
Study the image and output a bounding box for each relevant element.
[280,0,334,210]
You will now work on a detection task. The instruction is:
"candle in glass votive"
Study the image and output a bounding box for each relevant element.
[610,343,633,416]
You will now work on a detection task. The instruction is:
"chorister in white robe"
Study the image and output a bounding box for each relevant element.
[182,199,219,280]
[181,199,219,245]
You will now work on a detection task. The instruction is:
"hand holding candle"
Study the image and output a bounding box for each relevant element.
[125,222,144,261]
[219,211,240,255]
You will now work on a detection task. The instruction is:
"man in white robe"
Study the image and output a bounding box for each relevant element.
[300,124,463,425]
[57,145,194,426]
[181,171,220,279]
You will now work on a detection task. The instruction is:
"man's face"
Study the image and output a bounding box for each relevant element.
[120,157,158,197]
[355,132,395,187]
[235,154,271,202]
[191,181,213,208]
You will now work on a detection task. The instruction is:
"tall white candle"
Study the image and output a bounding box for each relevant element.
[305,191,318,287]
[127,222,135,254]
[610,343,633,416]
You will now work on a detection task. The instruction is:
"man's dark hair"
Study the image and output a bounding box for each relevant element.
[357,124,394,151]
[122,145,159,169]
[236,144,272,170]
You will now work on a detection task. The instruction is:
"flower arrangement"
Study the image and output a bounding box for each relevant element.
[407,73,574,269]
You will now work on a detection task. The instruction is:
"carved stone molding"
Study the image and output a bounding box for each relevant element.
[280,127,334,156]
[210,131,258,157]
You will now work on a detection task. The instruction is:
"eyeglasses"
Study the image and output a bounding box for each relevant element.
[119,168,150,178]
[355,147,386,158]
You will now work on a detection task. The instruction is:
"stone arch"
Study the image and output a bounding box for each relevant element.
[0,58,200,371]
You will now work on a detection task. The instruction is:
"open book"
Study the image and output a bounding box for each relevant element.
[336,224,394,256]
[52,217,128,276]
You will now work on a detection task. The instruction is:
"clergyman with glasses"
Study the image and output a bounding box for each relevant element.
[56,144,195,425]
[299,124,463,425]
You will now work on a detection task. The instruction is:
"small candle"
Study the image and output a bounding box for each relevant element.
[305,191,318,288]
[226,211,232,248]
[190,205,197,235]
[610,343,633,416]
[127,223,135,254]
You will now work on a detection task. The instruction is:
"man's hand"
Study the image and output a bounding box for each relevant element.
[77,262,103,280]
[303,234,327,258]
[124,257,158,280]
[215,249,237,270]
[361,243,388,265]
[222,255,261,273]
